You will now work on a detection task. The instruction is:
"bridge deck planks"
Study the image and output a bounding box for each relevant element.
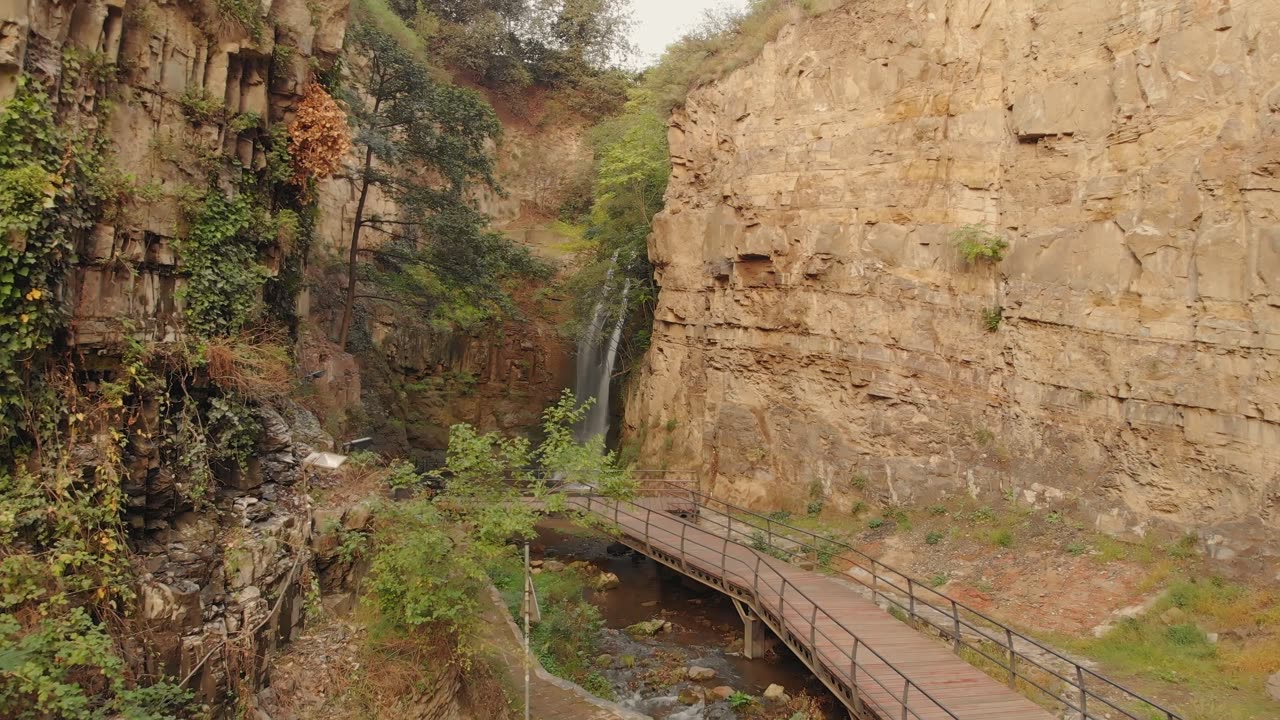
[573,497,1053,720]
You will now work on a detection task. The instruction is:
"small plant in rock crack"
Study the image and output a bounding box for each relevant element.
[728,691,757,709]
[336,527,369,563]
[981,305,1003,332]
[952,224,1009,264]
[868,517,885,529]
[806,478,824,516]
[925,530,945,545]
[931,573,949,587]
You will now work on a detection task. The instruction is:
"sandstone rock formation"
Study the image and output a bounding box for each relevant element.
[624,0,1280,563]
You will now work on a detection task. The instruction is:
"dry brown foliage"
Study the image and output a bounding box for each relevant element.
[204,329,293,402]
[288,83,351,188]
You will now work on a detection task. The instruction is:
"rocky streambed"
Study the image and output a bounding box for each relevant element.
[532,519,841,720]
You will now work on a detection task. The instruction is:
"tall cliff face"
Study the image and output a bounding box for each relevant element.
[625,0,1280,561]
[310,103,586,459]
[4,0,352,706]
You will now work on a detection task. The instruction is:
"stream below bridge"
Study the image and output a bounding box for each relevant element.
[533,518,843,720]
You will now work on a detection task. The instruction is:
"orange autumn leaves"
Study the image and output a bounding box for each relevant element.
[287,83,351,189]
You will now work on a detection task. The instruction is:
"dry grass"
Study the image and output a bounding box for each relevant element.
[204,328,292,401]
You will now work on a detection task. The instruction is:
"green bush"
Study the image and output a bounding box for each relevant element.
[385,459,421,489]
[925,530,944,545]
[952,224,1009,264]
[991,529,1014,548]
[367,499,486,635]
[177,88,224,124]
[1165,623,1209,647]
[488,556,609,697]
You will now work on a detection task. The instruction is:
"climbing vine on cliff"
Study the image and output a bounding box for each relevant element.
[0,78,96,441]
[177,186,268,337]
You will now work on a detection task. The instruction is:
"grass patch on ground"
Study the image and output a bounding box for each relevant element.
[487,557,613,700]
[1055,577,1280,720]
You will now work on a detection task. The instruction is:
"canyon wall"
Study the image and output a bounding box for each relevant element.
[6,0,352,705]
[625,0,1280,562]
[311,108,586,459]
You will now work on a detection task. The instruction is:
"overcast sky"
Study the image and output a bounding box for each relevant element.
[628,0,750,66]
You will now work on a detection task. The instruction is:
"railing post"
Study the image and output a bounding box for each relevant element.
[721,535,729,580]
[1076,664,1087,719]
[809,603,818,648]
[679,522,687,569]
[778,578,786,617]
[644,509,652,553]
[1005,627,1016,688]
[871,559,879,604]
[753,554,761,598]
[907,578,916,625]
[766,517,773,546]
[901,678,910,720]
[727,512,732,541]
[850,636,858,682]
[950,599,961,654]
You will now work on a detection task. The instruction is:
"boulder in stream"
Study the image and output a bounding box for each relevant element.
[763,683,789,703]
[686,666,717,681]
[678,688,703,705]
[625,618,671,637]
[593,572,620,591]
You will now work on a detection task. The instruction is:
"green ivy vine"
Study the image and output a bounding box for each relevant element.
[0,74,200,718]
[176,186,270,337]
[0,78,84,440]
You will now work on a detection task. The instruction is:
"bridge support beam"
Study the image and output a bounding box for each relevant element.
[732,600,771,660]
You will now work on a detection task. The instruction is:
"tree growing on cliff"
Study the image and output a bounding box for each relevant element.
[336,19,545,349]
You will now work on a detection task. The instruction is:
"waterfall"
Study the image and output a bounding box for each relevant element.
[574,255,630,443]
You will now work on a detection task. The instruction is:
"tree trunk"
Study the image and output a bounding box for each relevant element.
[336,143,375,351]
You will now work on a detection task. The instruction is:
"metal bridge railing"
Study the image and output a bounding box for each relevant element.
[574,491,964,720]
[623,477,1183,720]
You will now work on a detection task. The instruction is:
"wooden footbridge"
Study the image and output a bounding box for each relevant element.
[563,478,1183,720]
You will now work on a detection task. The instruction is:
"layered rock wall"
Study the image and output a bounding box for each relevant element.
[625,0,1280,561]
[7,0,352,704]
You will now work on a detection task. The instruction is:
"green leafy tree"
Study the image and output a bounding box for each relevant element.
[566,98,667,358]
[379,0,633,111]
[337,18,543,347]
[366,390,631,642]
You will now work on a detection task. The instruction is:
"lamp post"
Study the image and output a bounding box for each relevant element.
[523,542,531,720]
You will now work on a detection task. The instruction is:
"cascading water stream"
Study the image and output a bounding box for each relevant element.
[573,254,630,443]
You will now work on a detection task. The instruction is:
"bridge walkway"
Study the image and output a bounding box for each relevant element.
[569,494,1053,720]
